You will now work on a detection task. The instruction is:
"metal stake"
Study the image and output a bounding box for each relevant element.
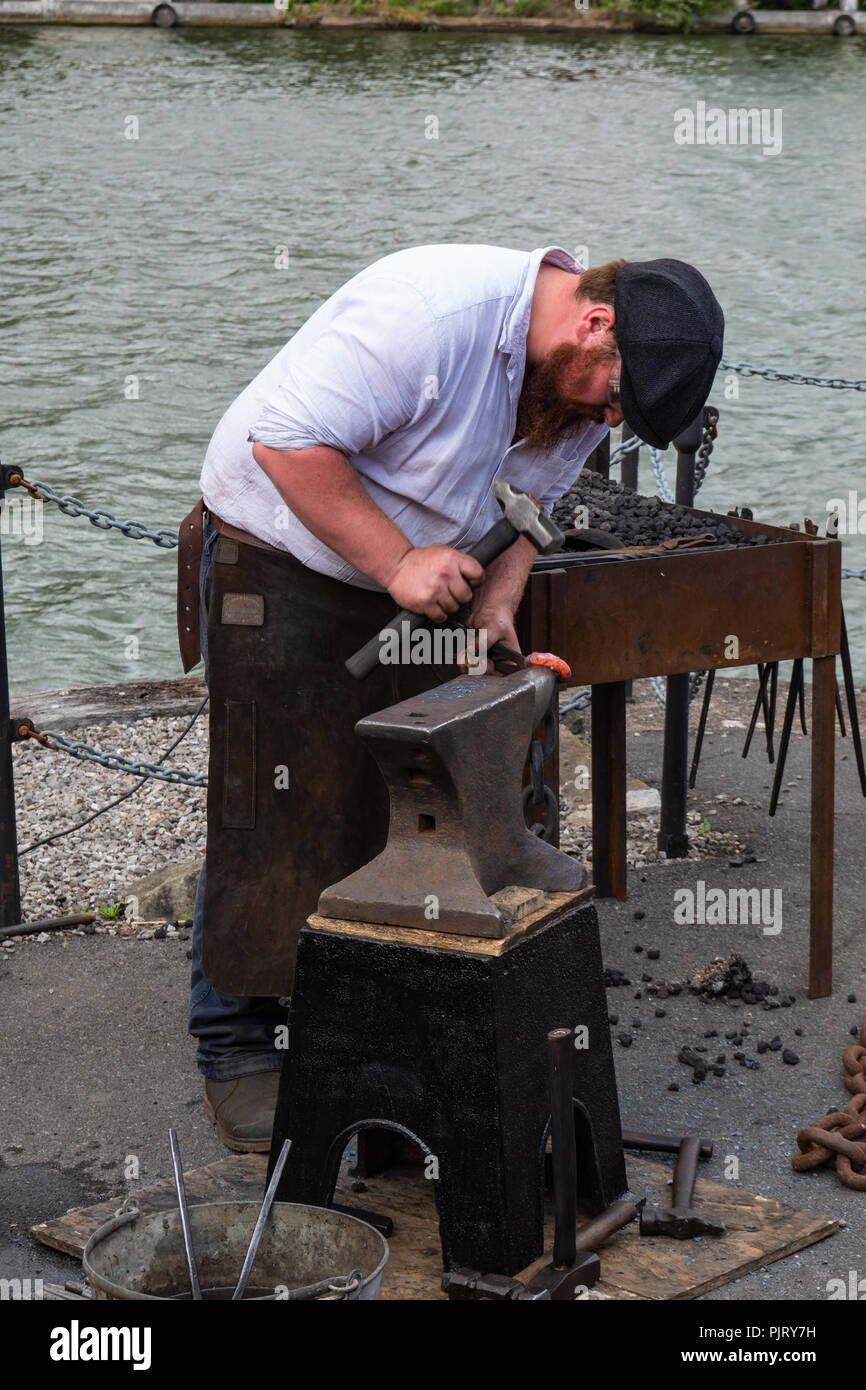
[232,1138,292,1301]
[547,1029,577,1271]
[0,464,20,930]
[168,1127,202,1301]
[658,411,703,859]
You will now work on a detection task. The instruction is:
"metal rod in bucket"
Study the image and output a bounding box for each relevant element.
[232,1139,292,1302]
[169,1127,202,1301]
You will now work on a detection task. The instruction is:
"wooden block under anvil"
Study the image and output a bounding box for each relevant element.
[317,669,587,937]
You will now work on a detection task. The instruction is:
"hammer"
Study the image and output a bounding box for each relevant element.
[442,1029,643,1300]
[639,1135,726,1241]
[345,481,564,680]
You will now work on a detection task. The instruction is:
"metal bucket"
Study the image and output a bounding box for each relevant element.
[83,1201,388,1301]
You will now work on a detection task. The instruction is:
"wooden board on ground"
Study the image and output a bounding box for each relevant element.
[11,676,208,733]
[31,1152,837,1301]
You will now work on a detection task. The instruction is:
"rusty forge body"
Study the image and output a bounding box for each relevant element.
[269,659,632,1276]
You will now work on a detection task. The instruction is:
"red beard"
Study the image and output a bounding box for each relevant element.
[515,341,615,454]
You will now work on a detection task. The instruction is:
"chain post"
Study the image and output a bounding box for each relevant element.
[620,425,639,491]
[0,463,21,927]
[657,411,704,860]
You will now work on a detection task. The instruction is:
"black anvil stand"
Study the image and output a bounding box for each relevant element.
[268,671,629,1276]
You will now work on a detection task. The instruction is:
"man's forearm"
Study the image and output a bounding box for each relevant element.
[471,534,537,622]
[251,442,412,589]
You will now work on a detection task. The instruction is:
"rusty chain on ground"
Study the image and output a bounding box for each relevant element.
[791,1017,866,1191]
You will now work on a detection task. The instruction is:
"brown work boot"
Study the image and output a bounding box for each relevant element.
[204,1072,280,1154]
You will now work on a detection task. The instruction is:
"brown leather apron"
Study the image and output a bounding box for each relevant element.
[178,500,441,997]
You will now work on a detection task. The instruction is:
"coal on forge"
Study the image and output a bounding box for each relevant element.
[553,470,783,551]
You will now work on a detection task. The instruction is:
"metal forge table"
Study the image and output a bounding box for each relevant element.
[515,507,841,999]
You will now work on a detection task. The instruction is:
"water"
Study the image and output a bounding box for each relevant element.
[1,24,864,691]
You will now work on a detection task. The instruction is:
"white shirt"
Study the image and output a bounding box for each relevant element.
[200,243,608,588]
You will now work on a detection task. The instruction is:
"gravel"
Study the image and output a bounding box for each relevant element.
[9,711,207,935]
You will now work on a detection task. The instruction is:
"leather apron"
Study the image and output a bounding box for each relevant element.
[189,510,441,997]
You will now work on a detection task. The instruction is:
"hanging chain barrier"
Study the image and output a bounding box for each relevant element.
[721,358,866,392]
[15,719,207,788]
[4,470,178,549]
[694,406,719,491]
[4,349,861,789]
[792,1017,866,1192]
[523,689,558,843]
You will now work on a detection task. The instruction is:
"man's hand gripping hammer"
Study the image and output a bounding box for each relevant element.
[345,481,564,681]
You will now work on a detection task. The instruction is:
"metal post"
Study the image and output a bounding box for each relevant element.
[620,427,637,700]
[620,426,638,492]
[658,412,703,858]
[0,464,21,927]
[585,435,610,480]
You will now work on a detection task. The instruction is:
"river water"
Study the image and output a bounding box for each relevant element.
[2,24,864,690]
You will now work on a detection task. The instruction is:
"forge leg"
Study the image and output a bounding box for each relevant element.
[592,680,627,898]
[809,654,835,998]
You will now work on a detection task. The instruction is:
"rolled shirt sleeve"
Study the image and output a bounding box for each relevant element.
[247,277,443,458]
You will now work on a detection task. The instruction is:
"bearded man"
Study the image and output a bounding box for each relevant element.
[177,244,724,1153]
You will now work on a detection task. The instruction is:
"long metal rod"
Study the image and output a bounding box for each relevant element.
[834,678,845,737]
[767,662,779,761]
[840,610,866,794]
[547,1029,577,1271]
[688,667,715,788]
[232,1138,292,1301]
[0,913,95,942]
[769,660,803,816]
[622,1130,713,1160]
[168,1127,202,1301]
[743,662,774,760]
[0,465,20,930]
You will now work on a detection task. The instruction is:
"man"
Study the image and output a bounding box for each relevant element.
[180,244,723,1153]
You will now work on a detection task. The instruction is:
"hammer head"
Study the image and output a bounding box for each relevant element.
[493,480,564,556]
[640,1207,727,1240]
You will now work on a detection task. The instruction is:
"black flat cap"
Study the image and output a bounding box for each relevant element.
[614,259,724,449]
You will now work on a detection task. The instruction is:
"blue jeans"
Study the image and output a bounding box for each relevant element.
[188,518,286,1080]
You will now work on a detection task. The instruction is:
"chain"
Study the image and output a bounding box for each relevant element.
[523,691,558,843]
[559,689,592,716]
[721,359,866,391]
[649,447,675,504]
[608,434,643,469]
[792,1017,866,1192]
[6,472,178,549]
[650,672,706,708]
[16,721,207,787]
[694,406,719,491]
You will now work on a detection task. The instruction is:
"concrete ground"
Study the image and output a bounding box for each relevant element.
[1,680,864,1302]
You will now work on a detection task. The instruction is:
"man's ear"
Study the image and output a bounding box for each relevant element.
[575,301,615,344]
